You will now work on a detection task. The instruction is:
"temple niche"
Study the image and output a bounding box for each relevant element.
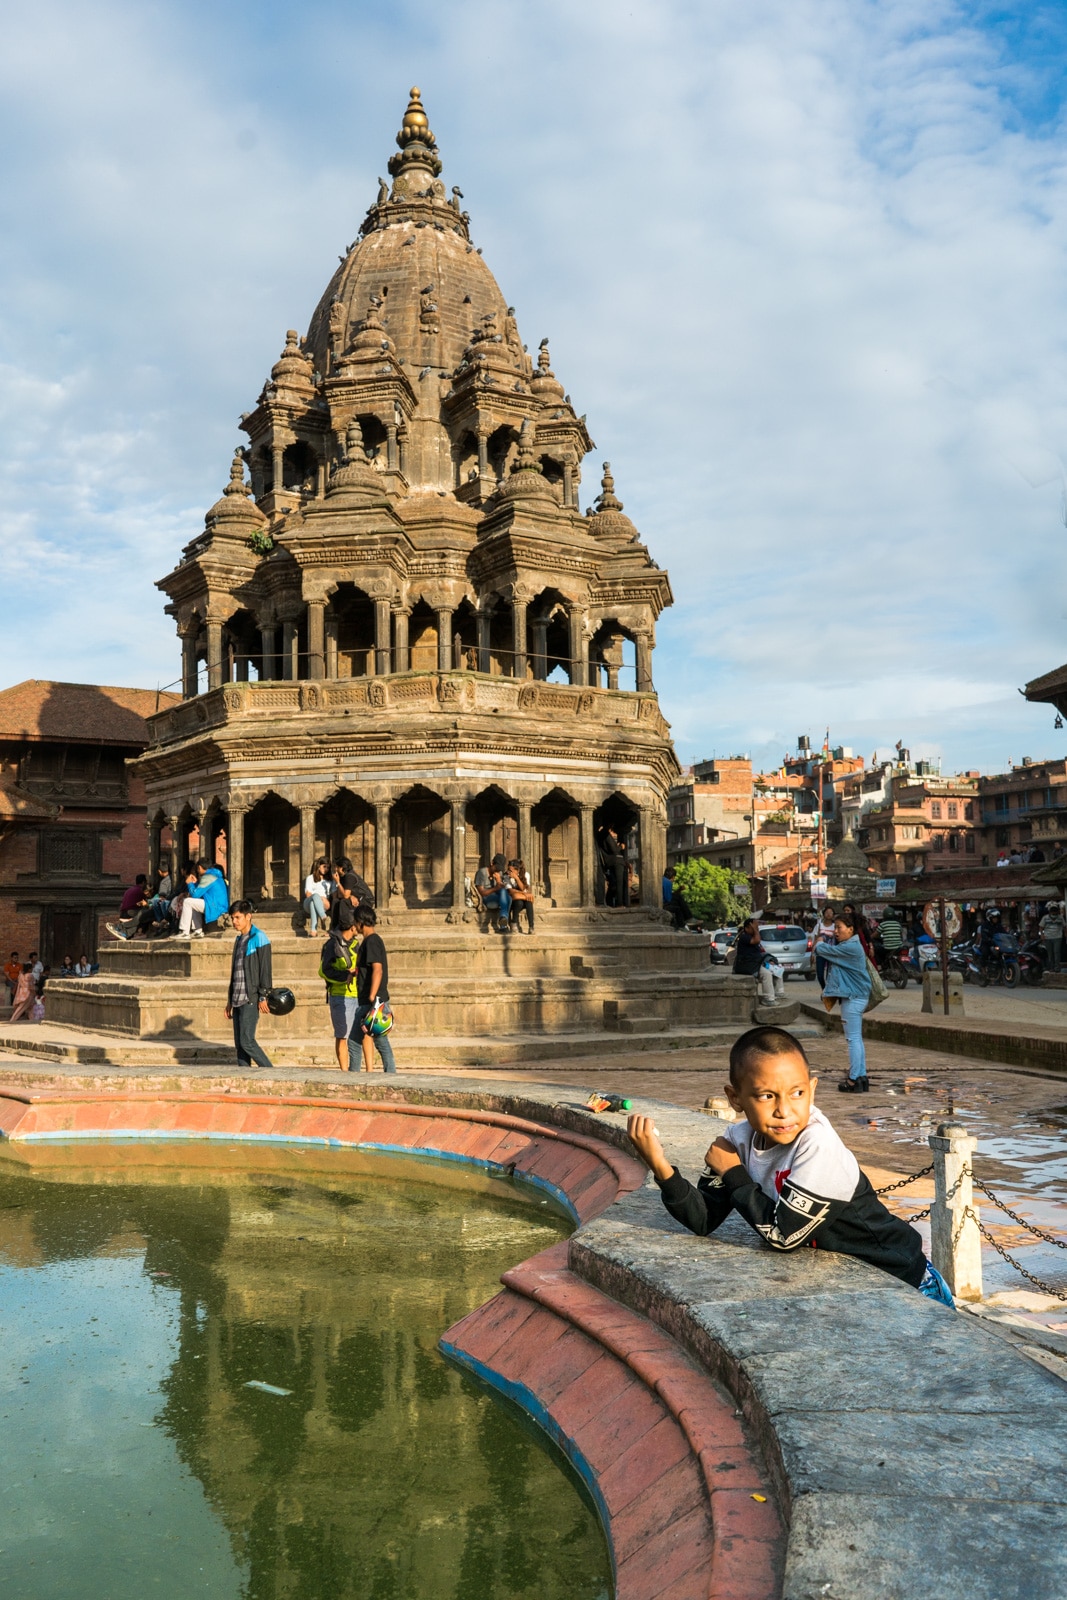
[136,88,677,917]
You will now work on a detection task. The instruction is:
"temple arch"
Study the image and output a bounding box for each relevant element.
[390,785,452,908]
[330,584,376,678]
[593,792,641,907]
[589,620,637,692]
[315,789,375,887]
[464,786,518,881]
[244,793,301,903]
[532,788,581,906]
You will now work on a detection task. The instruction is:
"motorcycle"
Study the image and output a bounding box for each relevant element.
[975,930,1021,988]
[1019,937,1048,987]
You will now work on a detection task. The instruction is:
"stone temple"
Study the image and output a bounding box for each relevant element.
[50,91,748,1061]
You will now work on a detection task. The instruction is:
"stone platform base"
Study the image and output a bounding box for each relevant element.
[44,908,757,1057]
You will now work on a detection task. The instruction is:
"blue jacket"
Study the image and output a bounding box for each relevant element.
[228,924,272,1006]
[191,868,229,924]
[819,934,871,1000]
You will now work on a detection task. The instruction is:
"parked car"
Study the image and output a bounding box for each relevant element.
[708,927,739,965]
[753,923,814,979]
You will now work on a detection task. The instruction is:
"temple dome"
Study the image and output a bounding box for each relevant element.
[304,90,511,382]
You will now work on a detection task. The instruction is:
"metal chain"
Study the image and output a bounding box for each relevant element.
[875,1163,934,1196]
[970,1179,1067,1251]
[965,1208,1067,1303]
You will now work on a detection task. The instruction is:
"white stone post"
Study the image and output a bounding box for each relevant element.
[929,1122,982,1301]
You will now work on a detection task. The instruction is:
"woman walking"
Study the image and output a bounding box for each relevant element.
[9,964,36,1023]
[818,907,872,1093]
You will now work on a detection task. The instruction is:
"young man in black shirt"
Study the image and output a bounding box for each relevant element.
[353,907,396,1073]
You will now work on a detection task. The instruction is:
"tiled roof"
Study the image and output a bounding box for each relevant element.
[0,774,58,822]
[0,681,181,747]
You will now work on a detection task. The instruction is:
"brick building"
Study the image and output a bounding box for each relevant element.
[976,758,1067,863]
[0,681,178,964]
[856,770,980,879]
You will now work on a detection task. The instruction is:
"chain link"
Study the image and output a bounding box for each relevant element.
[875,1163,934,1196]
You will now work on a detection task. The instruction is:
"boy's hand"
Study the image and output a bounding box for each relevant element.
[705,1135,742,1175]
[626,1114,674,1182]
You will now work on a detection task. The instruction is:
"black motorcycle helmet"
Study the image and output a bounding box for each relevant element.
[265,987,296,1016]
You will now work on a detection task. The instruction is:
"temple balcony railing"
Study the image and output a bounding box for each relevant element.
[144,669,667,751]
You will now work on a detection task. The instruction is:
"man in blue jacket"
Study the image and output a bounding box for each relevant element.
[225,900,274,1071]
[177,860,230,938]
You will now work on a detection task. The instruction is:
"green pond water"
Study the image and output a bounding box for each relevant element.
[0,1142,612,1600]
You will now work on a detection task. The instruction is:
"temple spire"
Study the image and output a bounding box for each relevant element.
[388,86,443,190]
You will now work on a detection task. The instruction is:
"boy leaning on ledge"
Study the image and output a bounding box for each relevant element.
[627,1025,954,1304]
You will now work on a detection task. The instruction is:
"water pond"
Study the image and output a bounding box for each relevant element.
[0,1141,612,1600]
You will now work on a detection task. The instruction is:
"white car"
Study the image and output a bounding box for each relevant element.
[708,927,738,964]
[753,923,815,979]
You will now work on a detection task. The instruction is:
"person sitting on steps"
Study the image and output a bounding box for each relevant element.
[473,854,511,932]
[506,858,534,934]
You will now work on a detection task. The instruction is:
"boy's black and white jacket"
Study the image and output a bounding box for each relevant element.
[656,1107,926,1287]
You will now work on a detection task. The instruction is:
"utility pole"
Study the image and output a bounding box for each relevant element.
[817,761,825,874]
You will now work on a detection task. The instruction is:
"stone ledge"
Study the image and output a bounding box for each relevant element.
[567,1099,1067,1600]
[800,999,1067,1075]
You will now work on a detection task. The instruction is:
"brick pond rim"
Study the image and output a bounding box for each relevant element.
[0,1079,1063,1600]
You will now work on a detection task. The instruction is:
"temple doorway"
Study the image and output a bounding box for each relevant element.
[316,790,375,889]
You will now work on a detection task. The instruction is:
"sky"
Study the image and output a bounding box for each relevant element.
[3,0,1067,777]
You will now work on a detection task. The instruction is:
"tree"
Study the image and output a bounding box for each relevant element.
[672,859,750,926]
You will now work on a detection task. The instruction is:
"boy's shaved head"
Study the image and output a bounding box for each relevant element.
[729,1026,811,1088]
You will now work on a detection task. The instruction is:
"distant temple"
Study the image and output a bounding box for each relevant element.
[138,88,677,913]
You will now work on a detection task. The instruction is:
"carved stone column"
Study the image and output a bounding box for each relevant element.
[316,454,326,499]
[180,630,198,699]
[375,599,392,676]
[325,610,338,679]
[511,599,528,680]
[434,608,453,672]
[635,631,653,693]
[259,626,275,682]
[394,608,410,673]
[451,799,466,910]
[580,804,596,907]
[374,797,391,909]
[147,818,160,885]
[299,803,317,887]
[205,622,224,692]
[307,600,326,680]
[282,621,296,680]
[167,814,181,883]
[639,806,663,909]
[476,429,489,482]
[518,801,532,874]
[228,805,246,901]
[272,444,284,495]
[386,424,399,472]
[477,610,491,674]
[531,618,548,681]
[562,458,574,508]
[567,607,587,688]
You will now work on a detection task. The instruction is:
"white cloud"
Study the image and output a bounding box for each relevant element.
[0,0,1066,768]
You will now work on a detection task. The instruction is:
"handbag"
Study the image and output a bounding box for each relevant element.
[865,956,888,1012]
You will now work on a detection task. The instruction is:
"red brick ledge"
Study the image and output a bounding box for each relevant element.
[443,1242,784,1599]
[0,1089,645,1225]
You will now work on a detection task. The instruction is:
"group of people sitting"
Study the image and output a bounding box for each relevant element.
[106,861,230,942]
[470,855,535,933]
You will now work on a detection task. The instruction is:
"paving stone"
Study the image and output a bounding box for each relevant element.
[785,1493,1067,1600]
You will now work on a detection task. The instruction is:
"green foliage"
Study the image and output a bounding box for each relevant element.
[247,529,275,556]
[672,859,750,926]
